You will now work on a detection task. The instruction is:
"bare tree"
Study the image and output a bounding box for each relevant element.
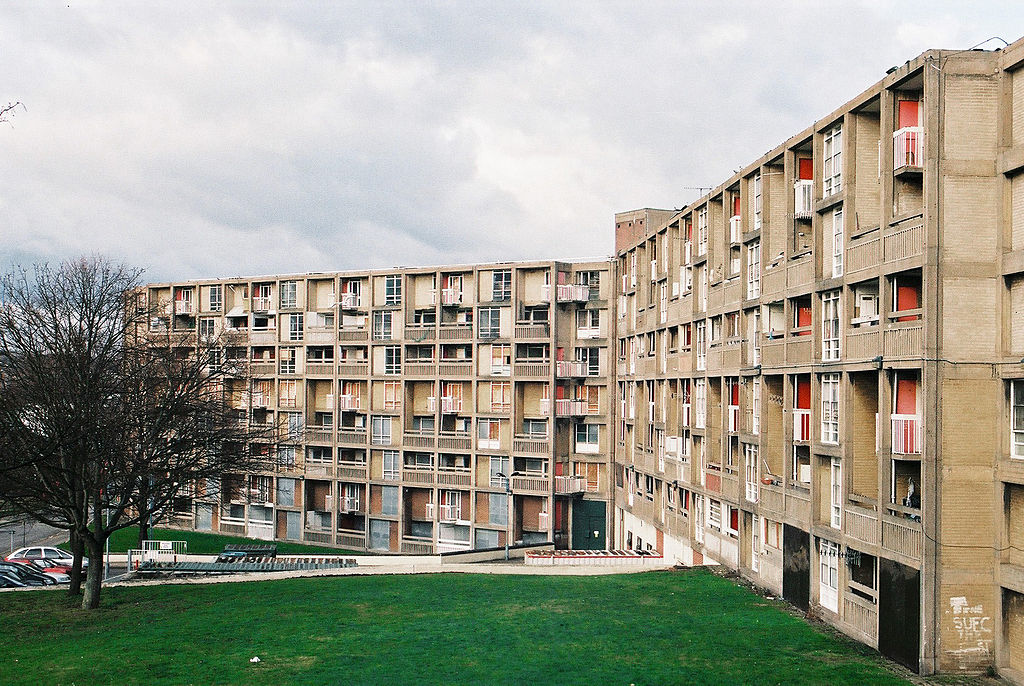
[0,101,24,125]
[0,257,274,608]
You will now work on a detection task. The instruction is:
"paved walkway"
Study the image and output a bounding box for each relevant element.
[108,560,677,588]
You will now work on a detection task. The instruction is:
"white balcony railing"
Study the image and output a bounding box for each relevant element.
[441,397,463,414]
[339,292,360,308]
[729,215,741,243]
[440,503,462,522]
[557,284,590,302]
[793,409,811,442]
[891,414,922,454]
[441,288,462,306]
[794,180,813,219]
[577,326,601,340]
[340,496,360,513]
[554,475,586,494]
[650,259,658,280]
[727,405,740,433]
[337,394,360,411]
[174,300,195,315]
[252,296,272,312]
[538,398,551,416]
[893,126,924,169]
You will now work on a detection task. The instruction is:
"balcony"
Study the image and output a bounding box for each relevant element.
[339,496,361,514]
[439,503,466,523]
[337,394,360,411]
[576,326,601,340]
[174,300,195,315]
[793,409,811,442]
[440,288,462,306]
[339,292,360,309]
[538,399,551,416]
[438,324,473,341]
[252,296,272,312]
[512,474,549,494]
[556,360,588,377]
[555,399,598,417]
[513,436,549,455]
[438,361,473,377]
[729,215,741,243]
[438,432,472,451]
[405,324,436,342]
[337,428,367,445]
[554,475,586,495]
[515,323,550,339]
[557,284,590,302]
[437,468,472,487]
[893,126,924,170]
[794,180,813,219]
[440,396,463,414]
[891,414,922,455]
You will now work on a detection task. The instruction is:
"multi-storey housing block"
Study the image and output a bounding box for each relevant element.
[614,40,1024,677]
[146,260,613,555]
[145,36,1024,679]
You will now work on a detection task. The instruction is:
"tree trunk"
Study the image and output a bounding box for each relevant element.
[137,516,150,551]
[81,534,105,610]
[67,529,84,596]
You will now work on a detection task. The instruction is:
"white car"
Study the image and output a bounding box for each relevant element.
[7,545,88,569]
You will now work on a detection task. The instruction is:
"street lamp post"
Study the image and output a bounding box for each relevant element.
[496,471,523,561]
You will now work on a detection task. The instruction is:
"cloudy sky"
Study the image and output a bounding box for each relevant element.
[1,2,1021,282]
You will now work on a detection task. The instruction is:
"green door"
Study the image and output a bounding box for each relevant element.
[571,500,606,550]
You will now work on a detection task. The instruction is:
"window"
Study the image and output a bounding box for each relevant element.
[746,240,760,299]
[490,344,511,375]
[695,320,706,371]
[384,346,401,375]
[412,415,435,434]
[492,270,511,301]
[576,309,600,335]
[383,381,401,411]
[576,347,600,375]
[694,378,706,429]
[752,171,762,231]
[285,411,302,439]
[280,281,297,308]
[751,378,760,435]
[413,308,436,324]
[821,373,840,444]
[384,275,402,305]
[819,539,840,612]
[279,347,297,374]
[381,485,398,516]
[830,457,842,529]
[371,416,391,445]
[823,123,842,197]
[744,443,759,502]
[383,450,400,480]
[279,380,297,408]
[832,207,843,278]
[479,307,501,338]
[277,446,296,468]
[288,313,303,341]
[405,452,433,469]
[852,283,879,326]
[489,492,508,526]
[490,456,509,487]
[697,206,708,256]
[764,518,782,549]
[490,381,511,412]
[822,290,840,361]
[575,423,599,453]
[198,317,216,340]
[522,418,547,438]
[477,418,500,449]
[208,284,223,312]
[373,311,393,340]
[707,499,722,531]
[1013,380,1024,459]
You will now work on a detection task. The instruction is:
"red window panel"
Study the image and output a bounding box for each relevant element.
[556,347,565,361]
[895,283,920,321]
[896,378,918,415]
[796,378,811,410]
[730,507,739,532]
[732,196,741,217]
[798,158,814,180]
[898,100,920,129]
[555,384,567,400]
[730,380,740,405]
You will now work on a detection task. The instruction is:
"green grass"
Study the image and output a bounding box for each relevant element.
[58,526,360,556]
[0,569,917,686]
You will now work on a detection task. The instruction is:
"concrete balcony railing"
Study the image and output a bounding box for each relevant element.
[793,409,811,442]
[891,414,923,455]
[893,126,924,169]
[515,323,550,339]
[438,324,473,341]
[555,360,588,377]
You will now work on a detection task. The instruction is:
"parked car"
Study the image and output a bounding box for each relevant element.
[7,546,87,568]
[24,560,71,584]
[0,570,27,588]
[0,561,55,586]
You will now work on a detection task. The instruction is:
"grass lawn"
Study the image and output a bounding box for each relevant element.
[58,526,360,556]
[0,569,917,686]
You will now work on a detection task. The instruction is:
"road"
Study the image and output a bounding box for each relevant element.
[0,517,65,554]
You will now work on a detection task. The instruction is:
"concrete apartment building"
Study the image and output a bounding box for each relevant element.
[145,37,1024,678]
[613,39,1024,677]
[146,260,614,556]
